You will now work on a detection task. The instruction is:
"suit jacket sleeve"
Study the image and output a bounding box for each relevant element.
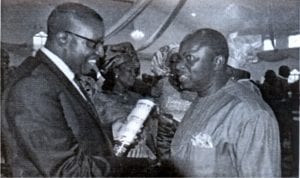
[5,77,112,177]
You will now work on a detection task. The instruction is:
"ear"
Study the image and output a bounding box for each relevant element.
[55,32,69,47]
[214,55,225,71]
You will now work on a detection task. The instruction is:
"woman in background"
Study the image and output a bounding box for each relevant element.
[93,42,157,160]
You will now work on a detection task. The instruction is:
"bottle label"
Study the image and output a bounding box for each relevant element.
[113,142,128,156]
[115,99,155,145]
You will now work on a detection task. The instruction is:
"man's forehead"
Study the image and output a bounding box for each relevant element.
[179,41,209,54]
[69,17,104,38]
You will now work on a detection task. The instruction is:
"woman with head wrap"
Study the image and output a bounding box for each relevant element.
[148,44,196,165]
[93,42,157,160]
[151,44,194,123]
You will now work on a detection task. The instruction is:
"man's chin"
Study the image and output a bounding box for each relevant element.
[179,83,194,92]
[81,64,100,80]
[179,84,187,91]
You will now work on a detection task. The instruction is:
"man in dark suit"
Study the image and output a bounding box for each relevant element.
[2,3,125,176]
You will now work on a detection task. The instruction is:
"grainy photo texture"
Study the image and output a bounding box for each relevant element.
[1,0,299,177]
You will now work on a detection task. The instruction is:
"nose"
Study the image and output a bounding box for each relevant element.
[175,60,186,75]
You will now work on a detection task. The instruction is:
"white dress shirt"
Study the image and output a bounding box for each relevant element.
[40,47,87,100]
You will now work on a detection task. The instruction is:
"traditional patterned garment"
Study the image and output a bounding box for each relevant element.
[171,80,281,177]
[157,78,193,122]
[93,90,157,160]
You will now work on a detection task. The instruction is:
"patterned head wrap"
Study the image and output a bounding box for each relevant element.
[99,42,139,79]
[151,44,179,77]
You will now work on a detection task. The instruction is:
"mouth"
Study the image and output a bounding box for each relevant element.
[179,74,189,83]
[81,59,101,80]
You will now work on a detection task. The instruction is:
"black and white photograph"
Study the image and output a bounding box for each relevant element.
[1,0,299,177]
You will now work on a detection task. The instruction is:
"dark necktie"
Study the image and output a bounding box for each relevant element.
[74,75,114,155]
[73,75,98,116]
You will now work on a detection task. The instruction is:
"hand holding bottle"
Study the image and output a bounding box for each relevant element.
[113,99,155,156]
[156,113,178,160]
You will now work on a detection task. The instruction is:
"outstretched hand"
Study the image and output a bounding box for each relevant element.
[156,113,178,160]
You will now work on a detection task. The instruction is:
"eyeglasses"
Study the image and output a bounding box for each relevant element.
[65,31,103,49]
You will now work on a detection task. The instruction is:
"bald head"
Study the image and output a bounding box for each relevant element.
[180,28,229,62]
[47,3,103,37]
[176,29,231,95]
[44,3,106,75]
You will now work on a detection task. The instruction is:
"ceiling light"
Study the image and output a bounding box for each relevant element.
[288,69,300,83]
[288,34,300,48]
[190,12,196,17]
[130,30,145,40]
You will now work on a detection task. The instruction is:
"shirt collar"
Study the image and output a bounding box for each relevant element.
[40,47,75,81]
[40,47,87,100]
[277,75,287,80]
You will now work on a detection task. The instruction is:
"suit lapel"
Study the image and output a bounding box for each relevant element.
[74,79,100,120]
[37,51,101,126]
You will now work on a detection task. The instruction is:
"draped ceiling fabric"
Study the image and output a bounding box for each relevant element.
[104,0,153,40]
[1,0,299,68]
